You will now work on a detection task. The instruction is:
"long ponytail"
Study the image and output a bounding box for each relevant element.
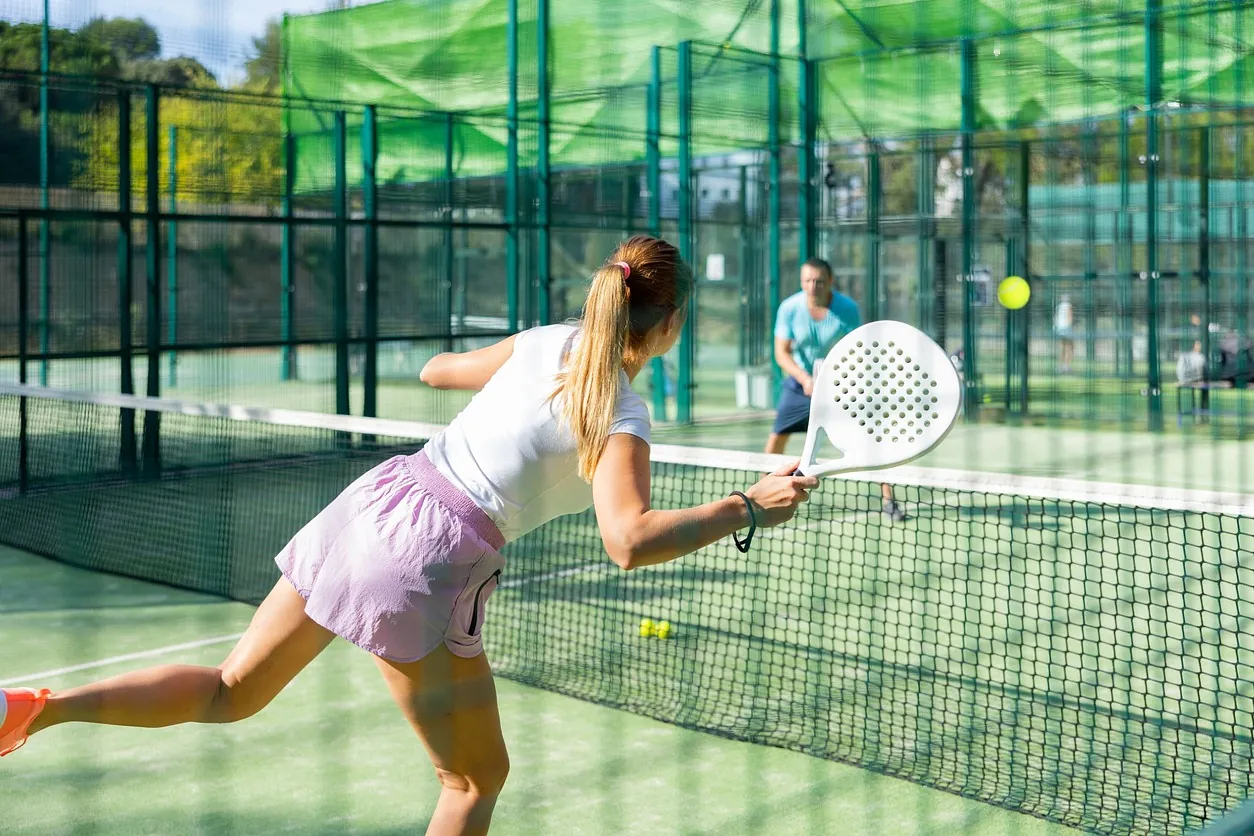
[561,264,632,482]
[556,236,691,482]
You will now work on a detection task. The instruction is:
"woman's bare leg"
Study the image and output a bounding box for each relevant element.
[28,578,333,734]
[374,647,509,836]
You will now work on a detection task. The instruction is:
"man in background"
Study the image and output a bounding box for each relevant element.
[766,258,905,524]
[1055,294,1075,373]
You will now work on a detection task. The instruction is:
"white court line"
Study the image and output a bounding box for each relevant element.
[500,562,608,589]
[1,633,244,687]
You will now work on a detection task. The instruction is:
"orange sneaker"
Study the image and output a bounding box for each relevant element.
[0,688,51,756]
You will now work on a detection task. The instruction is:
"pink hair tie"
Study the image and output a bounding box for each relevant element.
[613,261,631,279]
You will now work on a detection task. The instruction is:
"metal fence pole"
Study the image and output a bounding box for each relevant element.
[362,105,379,418]
[141,85,162,476]
[18,213,29,493]
[960,39,979,418]
[677,41,695,424]
[506,0,520,332]
[167,124,179,388]
[1145,0,1165,431]
[537,0,551,325]
[281,133,297,381]
[117,90,137,474]
[333,111,350,416]
[647,46,668,422]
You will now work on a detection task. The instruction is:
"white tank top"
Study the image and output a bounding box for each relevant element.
[423,324,651,543]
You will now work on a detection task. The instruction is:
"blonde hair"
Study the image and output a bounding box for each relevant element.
[555,236,692,482]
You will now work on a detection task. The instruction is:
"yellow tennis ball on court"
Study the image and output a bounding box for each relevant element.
[655,621,672,640]
[998,275,1031,310]
[639,618,655,638]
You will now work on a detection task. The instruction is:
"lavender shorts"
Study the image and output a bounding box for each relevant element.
[276,451,506,663]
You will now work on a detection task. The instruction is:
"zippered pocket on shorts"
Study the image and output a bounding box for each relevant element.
[468,569,502,636]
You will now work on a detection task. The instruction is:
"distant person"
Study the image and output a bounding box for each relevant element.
[1055,294,1075,373]
[1219,328,1253,386]
[766,258,905,524]
[1191,313,1252,385]
[1176,340,1205,385]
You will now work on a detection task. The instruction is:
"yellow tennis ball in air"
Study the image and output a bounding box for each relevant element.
[655,621,672,640]
[639,618,655,638]
[998,275,1031,310]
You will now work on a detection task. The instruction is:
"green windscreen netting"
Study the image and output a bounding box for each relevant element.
[283,0,1254,186]
[281,0,797,186]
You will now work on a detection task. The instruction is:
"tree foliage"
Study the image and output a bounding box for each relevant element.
[80,17,160,63]
[124,55,217,88]
[243,20,282,95]
[0,16,282,202]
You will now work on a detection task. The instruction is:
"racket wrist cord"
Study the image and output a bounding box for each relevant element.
[728,491,756,553]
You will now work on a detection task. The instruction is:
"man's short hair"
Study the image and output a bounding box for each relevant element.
[801,257,834,283]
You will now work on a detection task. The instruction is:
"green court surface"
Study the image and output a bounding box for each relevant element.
[1,548,1080,836]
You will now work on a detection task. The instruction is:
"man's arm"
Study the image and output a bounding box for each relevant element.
[773,299,812,393]
[774,337,813,394]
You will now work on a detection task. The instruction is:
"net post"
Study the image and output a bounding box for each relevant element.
[506,0,519,332]
[362,105,379,419]
[167,124,178,389]
[677,40,694,424]
[117,89,137,476]
[141,84,162,478]
[281,132,297,381]
[536,0,551,326]
[333,110,350,418]
[959,38,979,418]
[646,45,667,422]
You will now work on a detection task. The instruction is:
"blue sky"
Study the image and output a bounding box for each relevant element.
[2,0,332,83]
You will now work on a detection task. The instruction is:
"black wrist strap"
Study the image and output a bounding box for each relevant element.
[729,491,756,553]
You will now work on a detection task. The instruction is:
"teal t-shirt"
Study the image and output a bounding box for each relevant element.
[774,290,863,375]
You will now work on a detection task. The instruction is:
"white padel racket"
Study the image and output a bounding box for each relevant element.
[796,321,963,477]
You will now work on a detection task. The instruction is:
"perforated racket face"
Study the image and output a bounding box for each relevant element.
[798,321,963,477]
